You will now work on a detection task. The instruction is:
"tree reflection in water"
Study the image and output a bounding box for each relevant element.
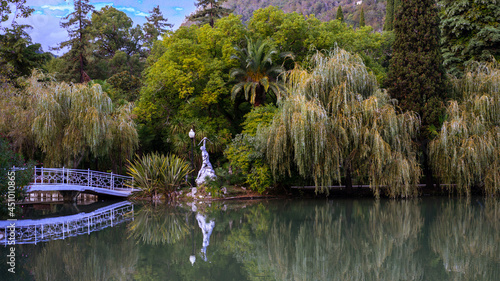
[30,225,138,280]
[228,200,424,281]
[128,204,189,245]
[430,199,500,281]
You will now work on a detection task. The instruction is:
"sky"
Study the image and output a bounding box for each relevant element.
[13,0,198,55]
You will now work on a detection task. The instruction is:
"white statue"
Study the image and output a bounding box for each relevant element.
[196,213,215,262]
[196,137,217,185]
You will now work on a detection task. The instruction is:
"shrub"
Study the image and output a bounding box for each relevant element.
[126,152,191,200]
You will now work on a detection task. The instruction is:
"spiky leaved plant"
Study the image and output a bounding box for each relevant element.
[429,61,500,195]
[258,48,421,198]
[126,152,191,200]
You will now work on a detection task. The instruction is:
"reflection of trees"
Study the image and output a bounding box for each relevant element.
[430,199,500,281]
[30,225,138,280]
[236,200,424,281]
[128,204,189,245]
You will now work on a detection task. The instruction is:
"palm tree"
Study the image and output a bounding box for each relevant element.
[230,37,291,107]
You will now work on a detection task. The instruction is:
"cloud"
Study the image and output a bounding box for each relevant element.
[115,6,149,17]
[16,14,67,54]
[93,3,115,11]
[175,7,184,11]
[40,4,73,12]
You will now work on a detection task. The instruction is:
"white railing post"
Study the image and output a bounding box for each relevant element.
[62,167,65,184]
[111,172,114,190]
[33,167,36,184]
[88,169,91,187]
[41,167,44,184]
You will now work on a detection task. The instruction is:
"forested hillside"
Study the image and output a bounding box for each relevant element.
[225,0,387,30]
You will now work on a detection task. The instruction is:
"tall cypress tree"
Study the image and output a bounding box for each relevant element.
[336,6,344,22]
[53,0,94,83]
[386,0,447,129]
[359,8,365,27]
[384,0,402,31]
[188,0,232,28]
[383,0,394,30]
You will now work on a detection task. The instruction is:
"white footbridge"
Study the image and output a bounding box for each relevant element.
[0,201,134,245]
[27,167,139,198]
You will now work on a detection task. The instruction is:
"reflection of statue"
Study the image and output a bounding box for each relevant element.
[196,213,215,261]
[196,137,217,185]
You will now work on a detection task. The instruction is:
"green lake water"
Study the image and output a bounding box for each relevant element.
[1,198,499,280]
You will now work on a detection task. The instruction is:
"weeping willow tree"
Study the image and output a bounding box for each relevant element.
[23,70,138,169]
[259,48,421,198]
[429,61,500,195]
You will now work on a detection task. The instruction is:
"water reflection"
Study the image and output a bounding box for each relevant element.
[29,224,138,280]
[127,204,189,245]
[2,199,499,280]
[228,201,424,281]
[430,199,500,281]
[0,201,133,245]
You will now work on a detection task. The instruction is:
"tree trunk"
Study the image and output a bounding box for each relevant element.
[254,84,264,107]
[345,163,353,190]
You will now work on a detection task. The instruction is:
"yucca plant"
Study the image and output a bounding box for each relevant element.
[429,61,500,196]
[258,48,421,198]
[126,152,191,200]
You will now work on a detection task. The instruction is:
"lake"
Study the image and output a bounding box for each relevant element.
[1,197,499,280]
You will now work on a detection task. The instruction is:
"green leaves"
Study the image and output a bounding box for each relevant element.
[126,152,191,199]
[260,48,421,198]
[25,71,138,168]
[430,61,500,195]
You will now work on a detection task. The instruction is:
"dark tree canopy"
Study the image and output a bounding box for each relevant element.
[0,24,51,77]
[386,0,448,129]
[52,0,94,83]
[440,0,500,77]
[143,5,173,51]
[188,0,233,27]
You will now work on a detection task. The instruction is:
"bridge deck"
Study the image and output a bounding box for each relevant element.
[24,167,139,198]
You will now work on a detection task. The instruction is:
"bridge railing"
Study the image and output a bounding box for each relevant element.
[32,167,135,191]
[0,201,134,245]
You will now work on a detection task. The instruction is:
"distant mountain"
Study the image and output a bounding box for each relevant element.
[225,0,387,31]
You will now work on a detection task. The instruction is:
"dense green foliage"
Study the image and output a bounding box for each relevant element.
[126,152,191,199]
[2,0,499,198]
[225,105,278,193]
[259,49,421,198]
[0,71,138,171]
[439,0,500,77]
[385,0,448,129]
[430,61,500,195]
[0,25,51,78]
[0,136,33,215]
[230,37,289,106]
